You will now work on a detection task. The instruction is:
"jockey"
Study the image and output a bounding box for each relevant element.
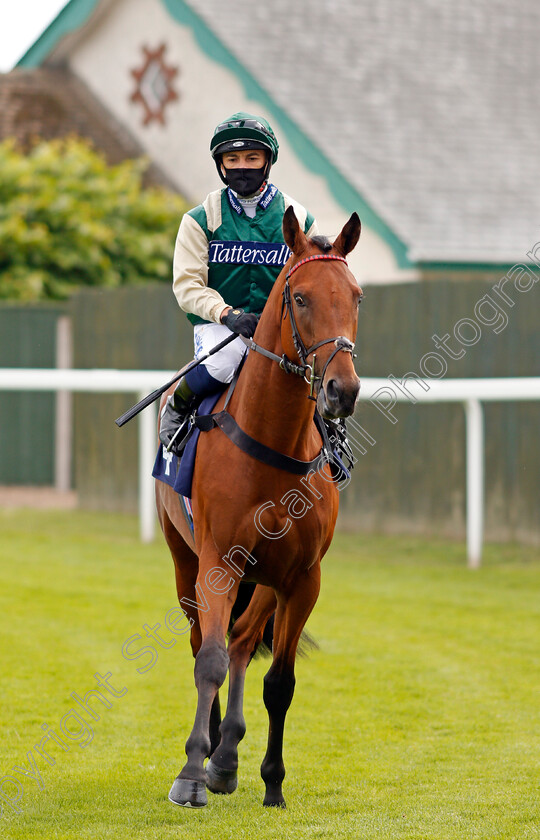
[159,111,319,454]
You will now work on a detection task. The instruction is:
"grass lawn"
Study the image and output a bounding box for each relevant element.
[0,508,539,839]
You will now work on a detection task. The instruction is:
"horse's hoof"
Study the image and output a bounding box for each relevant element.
[168,776,208,808]
[263,785,287,808]
[205,758,238,794]
[263,792,286,808]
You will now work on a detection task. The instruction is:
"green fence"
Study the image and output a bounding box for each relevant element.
[0,304,65,485]
[338,279,540,542]
[70,285,191,513]
[69,279,540,543]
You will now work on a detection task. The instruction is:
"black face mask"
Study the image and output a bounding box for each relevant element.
[223,165,267,197]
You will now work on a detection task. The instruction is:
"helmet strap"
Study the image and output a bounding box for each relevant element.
[215,156,228,186]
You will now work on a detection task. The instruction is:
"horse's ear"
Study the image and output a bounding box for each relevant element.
[333,212,361,256]
[283,205,309,255]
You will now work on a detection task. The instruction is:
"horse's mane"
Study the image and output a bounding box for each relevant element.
[309,234,333,253]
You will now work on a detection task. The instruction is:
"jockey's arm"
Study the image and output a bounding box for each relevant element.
[172,214,230,324]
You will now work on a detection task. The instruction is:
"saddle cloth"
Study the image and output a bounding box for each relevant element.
[152,392,221,499]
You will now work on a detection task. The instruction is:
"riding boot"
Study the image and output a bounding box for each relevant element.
[159,375,198,456]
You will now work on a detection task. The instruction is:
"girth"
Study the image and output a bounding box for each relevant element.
[194,409,327,476]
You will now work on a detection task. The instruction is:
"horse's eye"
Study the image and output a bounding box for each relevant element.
[294,294,305,307]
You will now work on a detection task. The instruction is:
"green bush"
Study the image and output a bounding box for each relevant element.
[0,137,188,300]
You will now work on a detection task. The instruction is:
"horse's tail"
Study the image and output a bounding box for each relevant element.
[229,582,318,659]
[296,628,319,658]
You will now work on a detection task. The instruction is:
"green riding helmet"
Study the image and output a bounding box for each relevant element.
[210,112,279,164]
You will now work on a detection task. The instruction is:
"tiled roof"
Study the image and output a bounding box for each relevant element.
[0,67,175,189]
[187,0,540,264]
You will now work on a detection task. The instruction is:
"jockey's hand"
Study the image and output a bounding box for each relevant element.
[222,308,259,338]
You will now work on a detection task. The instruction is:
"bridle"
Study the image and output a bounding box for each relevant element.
[283,254,358,398]
[242,253,358,400]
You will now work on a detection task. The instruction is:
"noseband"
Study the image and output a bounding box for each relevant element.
[241,253,358,400]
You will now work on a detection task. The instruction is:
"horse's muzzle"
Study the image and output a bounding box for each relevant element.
[318,375,360,418]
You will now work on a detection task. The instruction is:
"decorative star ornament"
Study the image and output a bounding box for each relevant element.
[130,44,179,126]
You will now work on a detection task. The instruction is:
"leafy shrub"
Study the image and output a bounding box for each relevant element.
[0,137,188,300]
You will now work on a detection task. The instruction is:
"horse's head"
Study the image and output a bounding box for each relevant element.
[281,207,362,418]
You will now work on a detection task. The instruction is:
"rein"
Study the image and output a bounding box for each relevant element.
[243,253,357,400]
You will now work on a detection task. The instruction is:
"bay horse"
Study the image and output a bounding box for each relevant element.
[155,206,362,808]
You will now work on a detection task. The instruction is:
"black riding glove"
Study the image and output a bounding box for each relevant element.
[223,308,259,338]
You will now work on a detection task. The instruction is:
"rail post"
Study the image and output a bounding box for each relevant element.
[464,398,484,569]
[138,394,157,543]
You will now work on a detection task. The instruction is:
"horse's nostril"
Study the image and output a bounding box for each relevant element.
[326,379,339,404]
[323,377,360,417]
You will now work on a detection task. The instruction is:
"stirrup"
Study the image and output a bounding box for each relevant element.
[166,415,195,457]
[159,396,197,457]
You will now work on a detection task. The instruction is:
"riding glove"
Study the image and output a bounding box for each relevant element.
[223,308,259,338]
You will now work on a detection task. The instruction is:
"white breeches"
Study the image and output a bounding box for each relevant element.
[193,322,248,384]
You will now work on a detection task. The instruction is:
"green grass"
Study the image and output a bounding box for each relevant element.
[0,509,539,839]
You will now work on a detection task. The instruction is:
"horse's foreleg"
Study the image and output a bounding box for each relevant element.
[158,500,225,766]
[206,585,277,795]
[173,583,222,758]
[260,562,321,808]
[168,562,240,809]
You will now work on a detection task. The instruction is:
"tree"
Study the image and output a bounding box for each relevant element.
[0,137,188,300]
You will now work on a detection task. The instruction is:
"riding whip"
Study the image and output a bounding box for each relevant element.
[114,332,238,427]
